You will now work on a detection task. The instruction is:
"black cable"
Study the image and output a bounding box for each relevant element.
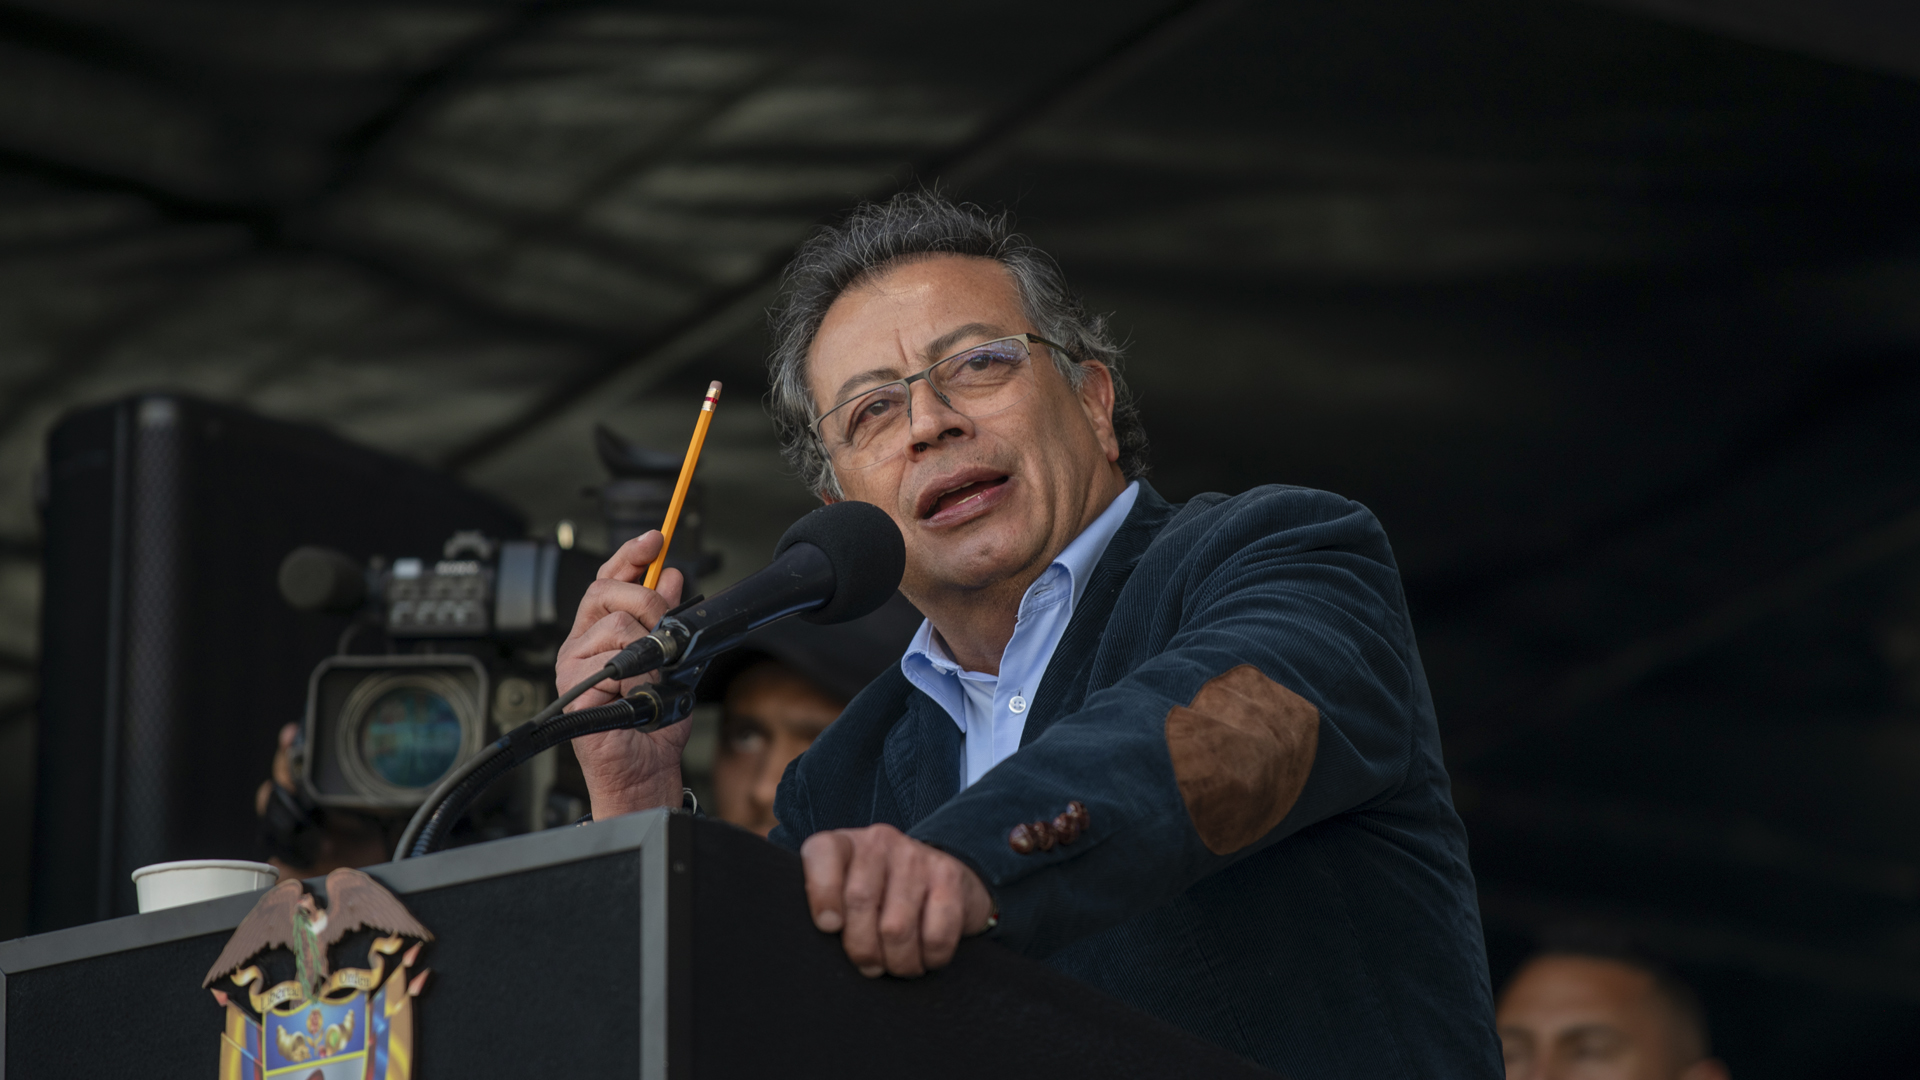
[404,690,665,858]
[395,660,615,860]
[394,623,685,860]
[393,739,505,861]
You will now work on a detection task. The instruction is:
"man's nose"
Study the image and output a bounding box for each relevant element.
[906,378,970,448]
[753,751,788,815]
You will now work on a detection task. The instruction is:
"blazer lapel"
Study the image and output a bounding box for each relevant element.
[1023,483,1177,746]
[882,691,962,827]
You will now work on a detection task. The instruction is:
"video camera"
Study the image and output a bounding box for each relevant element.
[277,531,602,818]
[270,424,719,853]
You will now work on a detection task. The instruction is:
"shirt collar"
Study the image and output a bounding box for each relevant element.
[1051,479,1140,610]
[902,480,1140,677]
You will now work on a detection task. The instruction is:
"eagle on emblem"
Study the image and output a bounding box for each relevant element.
[203,868,433,996]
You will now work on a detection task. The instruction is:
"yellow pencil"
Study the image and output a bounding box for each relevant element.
[644,381,721,591]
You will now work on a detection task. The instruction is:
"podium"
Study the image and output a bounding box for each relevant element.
[2,811,1277,1078]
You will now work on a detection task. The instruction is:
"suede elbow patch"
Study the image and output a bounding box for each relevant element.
[1165,665,1320,855]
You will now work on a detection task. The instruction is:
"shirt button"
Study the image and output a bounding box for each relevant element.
[1009,696,1027,714]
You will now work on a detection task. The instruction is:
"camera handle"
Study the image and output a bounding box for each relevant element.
[395,665,704,860]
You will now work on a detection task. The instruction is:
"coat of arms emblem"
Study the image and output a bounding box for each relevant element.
[202,868,432,1080]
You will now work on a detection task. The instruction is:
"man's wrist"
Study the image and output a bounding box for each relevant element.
[578,787,696,826]
[585,767,685,820]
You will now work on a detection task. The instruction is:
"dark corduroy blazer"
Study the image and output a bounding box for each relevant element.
[771,482,1502,1079]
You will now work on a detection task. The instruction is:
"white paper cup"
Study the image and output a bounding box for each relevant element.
[131,859,279,913]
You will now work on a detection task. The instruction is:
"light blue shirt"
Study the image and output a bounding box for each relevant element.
[902,481,1141,788]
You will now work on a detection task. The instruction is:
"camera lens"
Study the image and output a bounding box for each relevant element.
[358,686,464,789]
[327,663,486,806]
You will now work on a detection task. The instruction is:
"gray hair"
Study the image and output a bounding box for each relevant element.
[766,190,1149,498]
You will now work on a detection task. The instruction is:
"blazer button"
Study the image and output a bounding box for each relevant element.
[1013,804,1091,855]
[1008,823,1036,854]
[1032,821,1057,851]
[1051,811,1080,844]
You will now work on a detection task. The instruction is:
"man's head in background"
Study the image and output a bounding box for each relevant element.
[1497,940,1728,1080]
[695,592,920,835]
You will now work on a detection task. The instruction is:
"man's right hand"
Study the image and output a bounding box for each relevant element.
[557,530,691,821]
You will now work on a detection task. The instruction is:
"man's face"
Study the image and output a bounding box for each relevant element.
[806,255,1122,604]
[1497,957,1720,1080]
[711,661,844,837]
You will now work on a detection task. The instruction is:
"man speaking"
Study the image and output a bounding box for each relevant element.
[558,192,1501,1077]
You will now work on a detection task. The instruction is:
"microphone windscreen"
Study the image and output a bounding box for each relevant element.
[775,501,906,624]
[278,546,366,613]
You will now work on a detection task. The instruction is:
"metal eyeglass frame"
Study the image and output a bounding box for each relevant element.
[810,333,1072,469]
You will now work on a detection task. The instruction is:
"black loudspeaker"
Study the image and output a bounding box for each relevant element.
[32,395,524,932]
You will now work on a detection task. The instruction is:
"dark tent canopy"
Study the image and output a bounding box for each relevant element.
[3,2,1919,1073]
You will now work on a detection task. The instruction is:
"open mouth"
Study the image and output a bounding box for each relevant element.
[923,476,1009,519]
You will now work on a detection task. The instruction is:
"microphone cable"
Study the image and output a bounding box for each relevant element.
[393,637,685,860]
[395,613,697,858]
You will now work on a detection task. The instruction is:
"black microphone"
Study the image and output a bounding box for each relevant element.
[606,500,905,679]
[278,546,368,613]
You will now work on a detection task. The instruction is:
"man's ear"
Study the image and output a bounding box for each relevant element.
[1074,360,1121,465]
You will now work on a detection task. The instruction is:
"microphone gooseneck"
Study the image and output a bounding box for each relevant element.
[396,499,906,860]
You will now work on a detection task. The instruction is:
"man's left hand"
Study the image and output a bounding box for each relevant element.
[800,824,995,978]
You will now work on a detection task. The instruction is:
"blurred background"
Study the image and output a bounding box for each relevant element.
[2,0,1918,1074]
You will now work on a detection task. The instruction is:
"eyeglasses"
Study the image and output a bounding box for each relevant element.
[811,333,1068,472]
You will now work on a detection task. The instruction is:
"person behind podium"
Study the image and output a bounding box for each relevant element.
[696,593,921,835]
[558,191,1502,1077]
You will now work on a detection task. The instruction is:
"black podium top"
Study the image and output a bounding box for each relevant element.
[2,810,1278,1078]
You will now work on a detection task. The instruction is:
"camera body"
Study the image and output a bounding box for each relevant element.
[379,532,568,639]
[284,531,594,817]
